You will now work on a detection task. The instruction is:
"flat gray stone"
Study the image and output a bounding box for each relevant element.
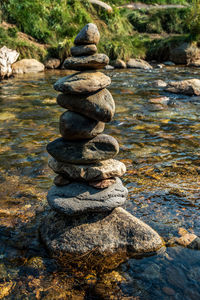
[54,71,111,94]
[48,158,126,181]
[63,54,109,70]
[40,207,164,270]
[47,177,128,216]
[59,111,105,140]
[57,88,115,122]
[71,44,97,56]
[74,23,100,45]
[47,134,119,164]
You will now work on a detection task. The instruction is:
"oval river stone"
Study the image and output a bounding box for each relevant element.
[48,158,126,181]
[47,177,128,216]
[71,44,97,57]
[59,111,105,140]
[54,71,111,94]
[57,88,115,122]
[74,23,100,45]
[63,54,109,70]
[47,134,119,164]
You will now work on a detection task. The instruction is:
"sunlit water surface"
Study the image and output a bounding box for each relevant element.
[0,67,200,299]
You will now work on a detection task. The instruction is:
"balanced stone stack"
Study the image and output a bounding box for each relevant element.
[40,24,163,271]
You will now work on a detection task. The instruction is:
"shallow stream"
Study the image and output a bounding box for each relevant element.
[0,66,200,299]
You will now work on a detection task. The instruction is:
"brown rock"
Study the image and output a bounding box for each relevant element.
[44,58,61,69]
[54,175,70,186]
[59,111,105,140]
[54,71,111,94]
[63,54,109,70]
[127,58,152,70]
[74,23,100,45]
[114,59,126,69]
[57,88,115,122]
[48,158,126,181]
[165,79,200,96]
[71,44,97,57]
[89,178,116,189]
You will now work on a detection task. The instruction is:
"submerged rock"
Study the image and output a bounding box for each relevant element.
[47,134,119,164]
[48,158,126,181]
[63,54,109,70]
[74,23,100,45]
[40,207,163,271]
[54,71,111,94]
[165,78,200,96]
[57,88,115,122]
[47,177,128,216]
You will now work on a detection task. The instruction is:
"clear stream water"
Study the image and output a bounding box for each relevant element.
[0,67,199,299]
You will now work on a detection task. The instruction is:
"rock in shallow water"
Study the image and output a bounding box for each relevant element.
[47,134,119,164]
[59,111,105,140]
[165,78,200,96]
[54,71,111,94]
[71,44,97,57]
[57,88,115,122]
[48,158,126,181]
[40,207,164,271]
[74,23,100,45]
[47,177,128,216]
[64,54,109,70]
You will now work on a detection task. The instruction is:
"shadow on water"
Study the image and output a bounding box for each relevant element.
[0,67,200,298]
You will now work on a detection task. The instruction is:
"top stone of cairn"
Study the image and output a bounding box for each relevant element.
[74,23,100,45]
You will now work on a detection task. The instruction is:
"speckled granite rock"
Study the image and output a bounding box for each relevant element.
[64,54,109,70]
[57,88,115,122]
[47,134,119,164]
[47,177,128,216]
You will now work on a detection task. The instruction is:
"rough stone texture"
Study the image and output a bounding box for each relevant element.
[63,54,109,70]
[44,58,61,69]
[47,134,119,164]
[40,207,163,270]
[0,46,19,78]
[74,23,100,45]
[188,60,200,67]
[59,111,105,140]
[57,88,115,122]
[89,178,116,189]
[47,177,128,216]
[54,71,111,94]
[71,44,97,57]
[152,79,167,88]
[48,158,126,181]
[54,175,70,186]
[12,59,45,74]
[89,0,113,13]
[114,59,126,69]
[165,79,200,96]
[127,58,153,70]
[169,43,200,65]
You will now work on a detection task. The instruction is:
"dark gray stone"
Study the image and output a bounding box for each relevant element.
[40,207,164,270]
[59,111,105,140]
[47,177,128,216]
[46,134,119,164]
[74,23,100,45]
[57,88,115,122]
[64,54,109,70]
[54,71,111,94]
[71,44,97,57]
[54,175,70,186]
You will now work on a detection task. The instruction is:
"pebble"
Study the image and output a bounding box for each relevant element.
[47,134,119,164]
[63,54,109,70]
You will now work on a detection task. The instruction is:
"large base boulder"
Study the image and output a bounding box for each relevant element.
[40,207,164,272]
[12,59,45,74]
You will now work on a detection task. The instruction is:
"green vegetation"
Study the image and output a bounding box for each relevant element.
[0,0,200,62]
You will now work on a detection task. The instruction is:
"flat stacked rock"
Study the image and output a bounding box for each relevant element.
[40,23,163,271]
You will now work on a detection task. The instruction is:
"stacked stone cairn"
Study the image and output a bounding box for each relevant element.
[40,24,163,270]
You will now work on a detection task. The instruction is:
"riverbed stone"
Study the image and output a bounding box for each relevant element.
[74,23,100,45]
[54,71,111,94]
[57,88,115,122]
[127,58,153,70]
[47,177,128,216]
[12,59,45,74]
[40,207,164,271]
[48,158,126,181]
[44,58,61,69]
[59,111,105,140]
[165,78,200,96]
[71,44,97,56]
[63,54,109,70]
[114,59,126,69]
[47,134,119,164]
